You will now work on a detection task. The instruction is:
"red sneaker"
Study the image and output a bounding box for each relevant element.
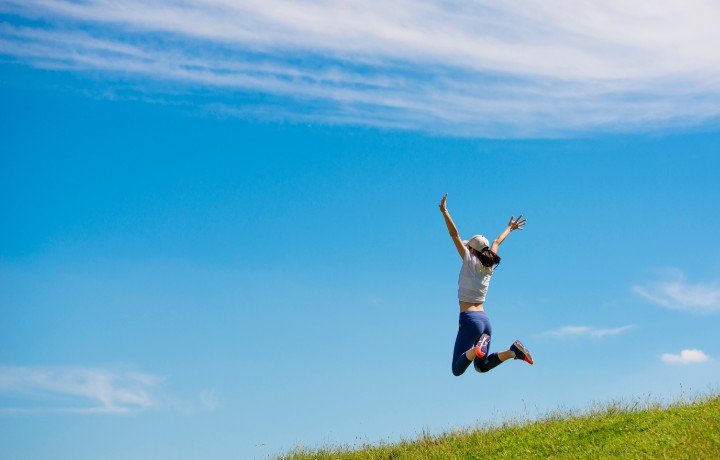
[510,340,534,365]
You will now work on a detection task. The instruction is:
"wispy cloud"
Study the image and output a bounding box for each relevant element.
[0,365,163,414]
[1,1,719,136]
[542,325,635,338]
[632,269,720,314]
[660,349,710,364]
[200,388,219,411]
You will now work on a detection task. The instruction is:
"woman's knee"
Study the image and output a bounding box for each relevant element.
[474,363,489,373]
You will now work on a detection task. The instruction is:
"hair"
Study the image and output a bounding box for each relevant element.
[469,246,501,268]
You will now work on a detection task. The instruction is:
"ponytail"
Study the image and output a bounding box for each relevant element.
[470,246,501,268]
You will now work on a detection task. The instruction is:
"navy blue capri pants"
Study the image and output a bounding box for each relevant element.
[452,311,502,376]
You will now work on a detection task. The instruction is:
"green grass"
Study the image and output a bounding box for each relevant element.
[278,393,720,459]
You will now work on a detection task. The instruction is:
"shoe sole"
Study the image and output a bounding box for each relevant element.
[475,335,489,359]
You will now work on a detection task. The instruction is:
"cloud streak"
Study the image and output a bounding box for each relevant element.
[0,365,163,414]
[200,388,219,411]
[1,1,720,135]
[633,269,720,314]
[542,324,635,338]
[660,349,710,364]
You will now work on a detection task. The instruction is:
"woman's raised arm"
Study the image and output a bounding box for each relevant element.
[491,215,526,254]
[439,194,467,259]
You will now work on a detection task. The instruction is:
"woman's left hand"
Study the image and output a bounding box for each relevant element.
[439,193,448,213]
[508,215,526,231]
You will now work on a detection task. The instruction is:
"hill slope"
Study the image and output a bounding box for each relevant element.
[279,394,719,459]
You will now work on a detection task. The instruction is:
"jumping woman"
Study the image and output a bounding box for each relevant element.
[439,194,534,377]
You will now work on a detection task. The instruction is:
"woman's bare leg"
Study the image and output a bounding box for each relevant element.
[467,347,515,361]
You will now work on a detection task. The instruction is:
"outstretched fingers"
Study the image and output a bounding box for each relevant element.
[510,214,526,230]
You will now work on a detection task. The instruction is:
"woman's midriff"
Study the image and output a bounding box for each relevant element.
[459,301,484,312]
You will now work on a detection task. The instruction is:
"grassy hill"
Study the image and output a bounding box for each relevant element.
[278,394,719,459]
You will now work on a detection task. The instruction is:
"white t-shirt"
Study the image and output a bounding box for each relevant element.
[457,250,493,303]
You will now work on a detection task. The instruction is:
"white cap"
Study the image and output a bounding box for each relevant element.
[464,234,489,252]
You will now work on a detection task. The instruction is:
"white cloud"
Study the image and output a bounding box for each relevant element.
[543,324,635,338]
[632,269,720,314]
[1,1,720,136]
[660,349,710,364]
[200,388,219,411]
[0,365,163,414]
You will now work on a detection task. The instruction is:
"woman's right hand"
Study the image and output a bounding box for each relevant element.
[439,193,448,213]
[508,214,526,231]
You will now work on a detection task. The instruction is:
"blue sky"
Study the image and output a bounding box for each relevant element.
[1,2,720,459]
